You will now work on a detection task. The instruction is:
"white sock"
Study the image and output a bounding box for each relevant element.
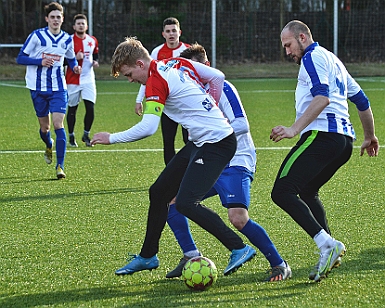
[184,250,200,258]
[313,229,334,250]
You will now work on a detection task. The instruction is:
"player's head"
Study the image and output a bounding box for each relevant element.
[44,2,64,33]
[73,14,88,35]
[163,17,180,29]
[179,43,210,66]
[111,37,151,84]
[44,2,63,17]
[162,17,182,48]
[281,20,314,65]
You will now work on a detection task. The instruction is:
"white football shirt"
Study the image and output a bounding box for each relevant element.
[296,42,363,139]
[147,58,233,147]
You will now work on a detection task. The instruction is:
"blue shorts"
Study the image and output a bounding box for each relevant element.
[204,166,254,209]
[30,90,68,117]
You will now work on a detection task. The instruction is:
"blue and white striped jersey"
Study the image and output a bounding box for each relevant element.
[19,27,76,91]
[218,80,256,173]
[296,42,365,139]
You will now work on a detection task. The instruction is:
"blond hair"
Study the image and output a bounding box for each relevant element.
[111,37,151,78]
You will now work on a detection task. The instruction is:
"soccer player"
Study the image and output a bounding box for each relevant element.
[66,14,99,147]
[270,20,379,282]
[164,43,291,282]
[135,17,190,165]
[16,1,81,179]
[91,37,256,276]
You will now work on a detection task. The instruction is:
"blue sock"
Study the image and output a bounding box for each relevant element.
[39,130,52,148]
[167,203,198,254]
[240,219,284,267]
[55,128,66,169]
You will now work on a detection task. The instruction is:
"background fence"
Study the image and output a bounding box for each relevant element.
[1,1,385,64]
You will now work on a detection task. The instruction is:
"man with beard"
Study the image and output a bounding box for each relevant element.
[66,14,99,147]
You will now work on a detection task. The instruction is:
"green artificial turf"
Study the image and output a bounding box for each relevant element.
[1,77,384,307]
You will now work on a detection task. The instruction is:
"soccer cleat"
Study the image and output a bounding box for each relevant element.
[224,244,256,276]
[56,165,66,179]
[309,256,342,280]
[314,240,345,282]
[69,135,78,147]
[82,134,93,147]
[166,254,202,278]
[44,138,54,164]
[115,254,159,275]
[166,255,190,278]
[265,261,292,282]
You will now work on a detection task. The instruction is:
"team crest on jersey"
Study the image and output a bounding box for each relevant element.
[61,42,67,49]
[202,98,214,111]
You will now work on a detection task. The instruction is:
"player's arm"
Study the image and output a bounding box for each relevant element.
[65,39,81,74]
[135,85,146,116]
[92,52,99,68]
[92,46,99,68]
[191,61,225,103]
[347,76,379,156]
[229,117,250,136]
[91,101,164,145]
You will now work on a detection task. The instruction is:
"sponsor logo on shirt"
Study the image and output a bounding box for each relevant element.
[42,53,61,61]
[147,96,159,101]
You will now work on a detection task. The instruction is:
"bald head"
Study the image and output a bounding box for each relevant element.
[280,20,314,64]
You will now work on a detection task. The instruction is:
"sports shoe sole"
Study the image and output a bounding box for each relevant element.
[115,265,158,275]
[44,138,54,164]
[309,256,342,280]
[56,166,66,179]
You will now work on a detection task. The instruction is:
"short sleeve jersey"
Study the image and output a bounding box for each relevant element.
[20,27,75,91]
[145,58,233,147]
[297,42,362,139]
[66,34,99,85]
[151,42,190,60]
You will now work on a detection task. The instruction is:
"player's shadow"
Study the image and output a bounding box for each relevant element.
[0,186,147,203]
[273,246,385,286]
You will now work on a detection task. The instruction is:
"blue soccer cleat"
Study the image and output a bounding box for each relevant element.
[115,254,159,275]
[224,244,256,276]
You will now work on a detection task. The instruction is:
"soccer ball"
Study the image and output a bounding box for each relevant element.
[181,256,218,291]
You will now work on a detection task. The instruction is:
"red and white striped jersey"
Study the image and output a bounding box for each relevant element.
[150,42,190,60]
[66,34,98,85]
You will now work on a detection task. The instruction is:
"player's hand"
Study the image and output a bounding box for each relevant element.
[42,58,54,67]
[73,66,82,74]
[270,125,296,142]
[135,102,143,116]
[360,136,379,157]
[93,61,99,68]
[76,51,84,60]
[91,132,111,145]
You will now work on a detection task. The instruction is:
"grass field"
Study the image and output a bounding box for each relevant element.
[1,76,384,307]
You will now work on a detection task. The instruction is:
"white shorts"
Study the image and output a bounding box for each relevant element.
[67,83,97,107]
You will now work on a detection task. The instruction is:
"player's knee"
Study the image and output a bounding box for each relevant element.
[149,183,162,201]
[228,208,248,230]
[271,182,288,206]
